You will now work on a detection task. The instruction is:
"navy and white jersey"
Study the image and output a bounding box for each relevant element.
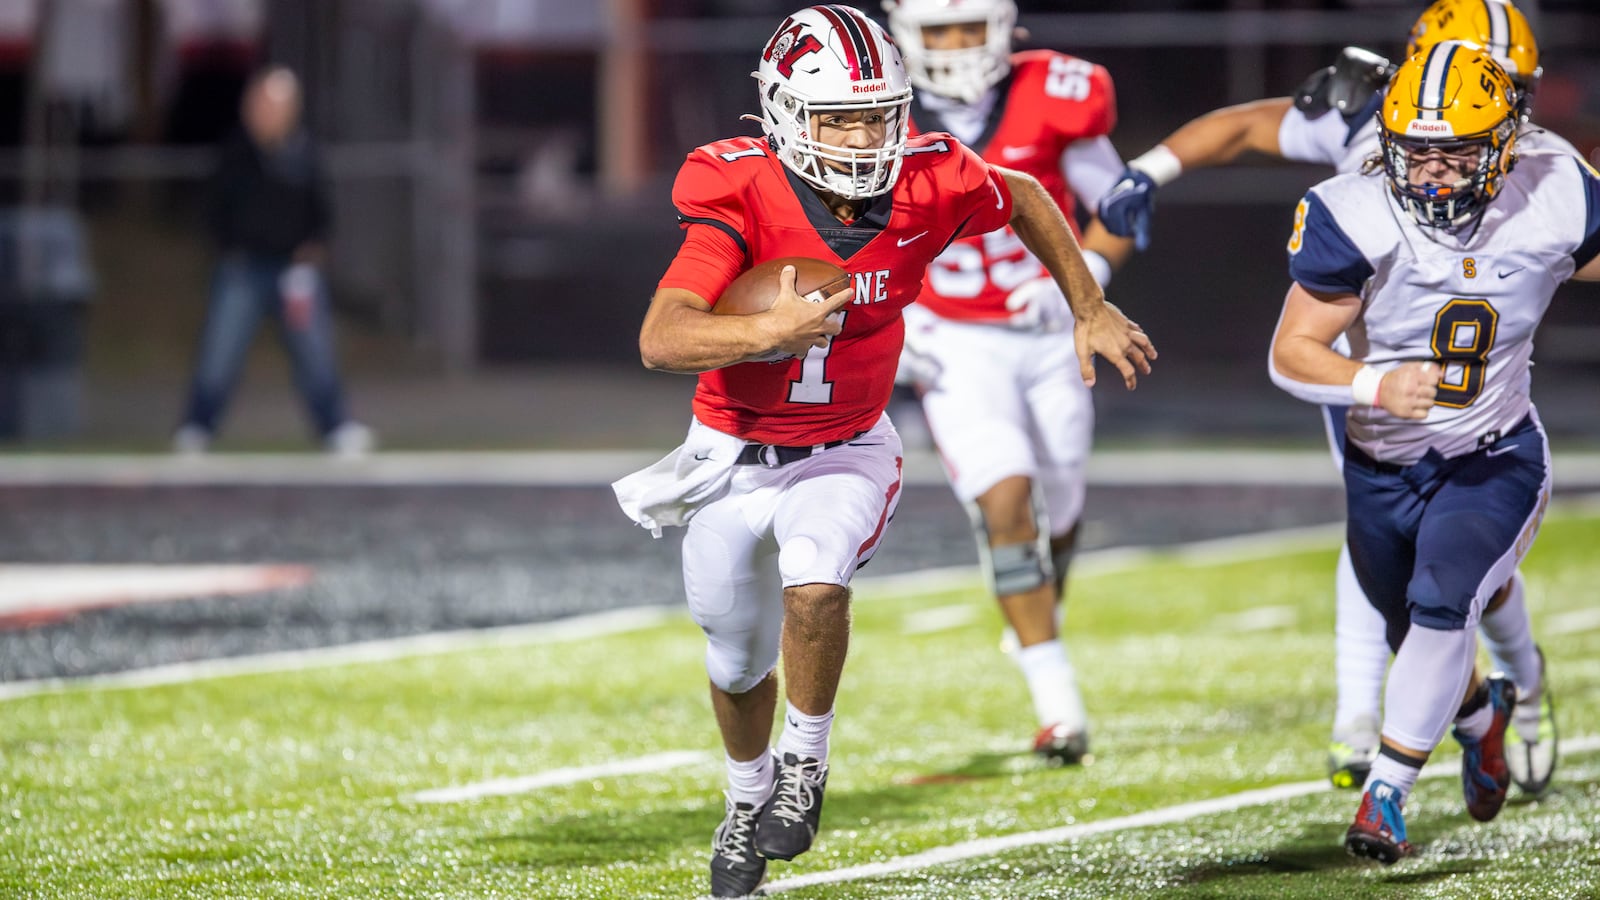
[1287,148,1600,464]
[1278,91,1383,174]
[1278,90,1579,174]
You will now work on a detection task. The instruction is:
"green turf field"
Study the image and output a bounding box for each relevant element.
[5,511,1598,899]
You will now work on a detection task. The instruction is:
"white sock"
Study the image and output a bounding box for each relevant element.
[1332,542,1389,734]
[1363,750,1423,800]
[1479,571,1541,697]
[725,751,775,806]
[1381,623,1478,751]
[776,704,833,764]
[1015,639,1087,730]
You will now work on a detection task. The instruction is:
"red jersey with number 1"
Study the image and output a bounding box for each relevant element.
[908,50,1116,322]
[659,132,1013,445]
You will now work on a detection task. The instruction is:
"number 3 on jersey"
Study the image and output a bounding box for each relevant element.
[1431,298,1498,408]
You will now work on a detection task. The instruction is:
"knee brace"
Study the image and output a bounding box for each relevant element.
[991,540,1053,595]
[967,483,1055,598]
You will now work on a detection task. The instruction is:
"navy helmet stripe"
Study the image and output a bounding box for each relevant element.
[824,4,878,80]
[1417,42,1458,119]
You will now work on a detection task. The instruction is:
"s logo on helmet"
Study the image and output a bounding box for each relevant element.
[763,23,823,79]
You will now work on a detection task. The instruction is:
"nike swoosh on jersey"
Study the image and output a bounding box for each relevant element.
[1000,146,1036,161]
[1485,443,1520,457]
[1497,267,1525,278]
[897,230,929,247]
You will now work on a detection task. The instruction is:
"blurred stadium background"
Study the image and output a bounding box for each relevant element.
[0,0,1595,451]
[5,4,1600,895]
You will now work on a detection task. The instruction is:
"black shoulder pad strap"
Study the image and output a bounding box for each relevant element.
[1294,47,1394,120]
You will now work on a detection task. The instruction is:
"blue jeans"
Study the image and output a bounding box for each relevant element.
[181,253,348,437]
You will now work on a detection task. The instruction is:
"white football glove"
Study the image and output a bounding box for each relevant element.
[1004,277,1072,333]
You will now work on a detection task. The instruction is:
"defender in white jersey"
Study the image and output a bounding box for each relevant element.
[1269,45,1600,864]
[883,0,1137,764]
[1098,0,1561,792]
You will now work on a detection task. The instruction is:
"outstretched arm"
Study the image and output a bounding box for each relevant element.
[1001,167,1155,389]
[1157,97,1293,172]
[1098,98,1293,249]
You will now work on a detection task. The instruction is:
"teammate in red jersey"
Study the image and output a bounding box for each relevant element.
[883,0,1135,764]
[612,6,1153,896]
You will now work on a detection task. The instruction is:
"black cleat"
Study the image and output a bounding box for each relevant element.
[710,795,766,898]
[755,753,828,861]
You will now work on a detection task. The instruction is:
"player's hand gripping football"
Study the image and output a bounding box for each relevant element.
[1073,300,1156,389]
[762,264,854,359]
[1375,361,1439,420]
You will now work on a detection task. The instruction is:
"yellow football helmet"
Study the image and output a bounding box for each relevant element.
[1406,0,1540,111]
[1379,41,1518,229]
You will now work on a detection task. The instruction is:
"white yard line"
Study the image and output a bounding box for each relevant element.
[1543,607,1600,635]
[1216,605,1299,633]
[901,604,980,635]
[766,733,1600,894]
[7,450,1600,488]
[403,751,711,803]
[0,605,675,703]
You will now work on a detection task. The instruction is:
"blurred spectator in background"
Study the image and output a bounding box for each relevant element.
[172,65,372,456]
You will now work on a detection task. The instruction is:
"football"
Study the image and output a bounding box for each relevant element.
[713,256,850,316]
[713,257,851,362]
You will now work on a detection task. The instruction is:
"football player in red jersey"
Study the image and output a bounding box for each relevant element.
[611,6,1153,896]
[882,0,1135,765]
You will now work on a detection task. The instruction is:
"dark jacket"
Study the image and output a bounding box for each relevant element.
[208,129,331,260]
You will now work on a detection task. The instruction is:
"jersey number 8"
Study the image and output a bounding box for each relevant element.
[1430,298,1499,409]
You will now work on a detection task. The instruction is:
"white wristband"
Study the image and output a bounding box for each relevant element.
[1128,144,1183,187]
[1081,249,1113,289]
[1351,365,1385,407]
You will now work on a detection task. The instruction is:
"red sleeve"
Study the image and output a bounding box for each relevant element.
[657,149,750,302]
[949,141,1014,240]
[1084,64,1116,137]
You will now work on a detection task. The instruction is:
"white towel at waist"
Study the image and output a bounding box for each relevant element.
[612,421,743,538]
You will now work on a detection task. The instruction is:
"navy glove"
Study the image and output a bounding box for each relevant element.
[1097,168,1158,252]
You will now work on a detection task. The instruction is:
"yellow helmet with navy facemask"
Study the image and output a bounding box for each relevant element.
[1406,0,1540,116]
[1379,41,1518,230]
